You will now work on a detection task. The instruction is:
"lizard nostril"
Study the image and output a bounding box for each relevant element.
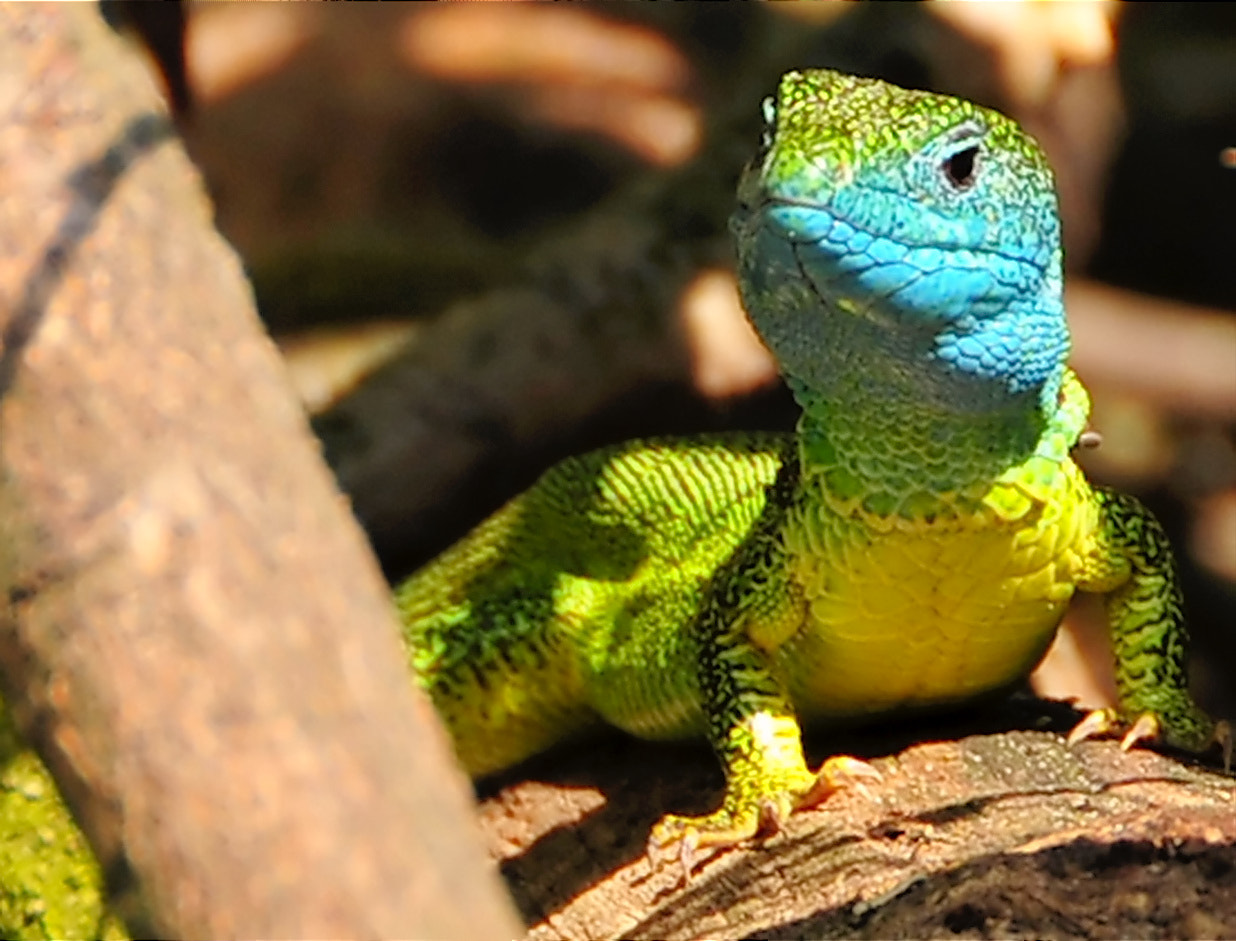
[943,146,979,189]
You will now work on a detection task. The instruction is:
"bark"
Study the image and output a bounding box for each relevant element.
[0,6,519,939]
[477,721,1236,940]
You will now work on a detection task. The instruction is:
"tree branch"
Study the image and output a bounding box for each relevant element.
[0,6,518,937]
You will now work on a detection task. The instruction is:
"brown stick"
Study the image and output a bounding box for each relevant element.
[0,6,518,938]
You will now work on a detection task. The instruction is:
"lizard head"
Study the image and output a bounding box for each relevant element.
[731,69,1069,412]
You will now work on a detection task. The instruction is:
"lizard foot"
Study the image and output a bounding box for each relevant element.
[647,754,881,882]
[1067,708,1232,772]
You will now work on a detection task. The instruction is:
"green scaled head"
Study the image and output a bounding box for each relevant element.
[731,69,1068,412]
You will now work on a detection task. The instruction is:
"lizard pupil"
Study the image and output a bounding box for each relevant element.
[943,146,979,189]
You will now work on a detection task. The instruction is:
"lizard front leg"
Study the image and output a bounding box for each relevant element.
[650,528,878,870]
[1071,487,1231,767]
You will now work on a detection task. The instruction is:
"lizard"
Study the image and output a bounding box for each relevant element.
[395,68,1231,863]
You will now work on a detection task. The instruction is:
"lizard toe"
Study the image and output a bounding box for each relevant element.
[648,806,770,884]
[1118,713,1161,751]
[756,793,794,837]
[1068,706,1230,770]
[799,754,883,809]
[647,817,703,884]
[1065,707,1119,747]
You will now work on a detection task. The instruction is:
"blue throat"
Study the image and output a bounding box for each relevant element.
[732,197,1071,499]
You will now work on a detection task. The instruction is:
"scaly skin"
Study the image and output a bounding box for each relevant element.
[397,69,1227,859]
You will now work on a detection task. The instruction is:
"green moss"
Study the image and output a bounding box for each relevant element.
[0,702,126,940]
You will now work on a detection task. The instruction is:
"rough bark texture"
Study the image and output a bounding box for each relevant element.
[475,715,1236,941]
[0,6,519,939]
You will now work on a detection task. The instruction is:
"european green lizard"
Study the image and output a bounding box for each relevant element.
[397,69,1230,860]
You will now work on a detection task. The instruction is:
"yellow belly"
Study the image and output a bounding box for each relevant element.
[780,469,1098,717]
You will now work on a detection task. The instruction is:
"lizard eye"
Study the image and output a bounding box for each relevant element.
[942,144,979,190]
[939,121,985,191]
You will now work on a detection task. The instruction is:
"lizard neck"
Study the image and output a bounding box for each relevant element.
[742,264,1072,520]
[792,375,1050,520]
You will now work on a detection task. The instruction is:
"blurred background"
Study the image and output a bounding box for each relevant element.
[118,1,1235,727]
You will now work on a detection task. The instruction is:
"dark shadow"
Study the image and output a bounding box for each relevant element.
[486,732,723,927]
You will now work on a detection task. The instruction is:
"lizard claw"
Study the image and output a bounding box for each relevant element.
[757,795,789,836]
[1119,713,1160,752]
[1066,707,1118,747]
[1068,709,1232,773]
